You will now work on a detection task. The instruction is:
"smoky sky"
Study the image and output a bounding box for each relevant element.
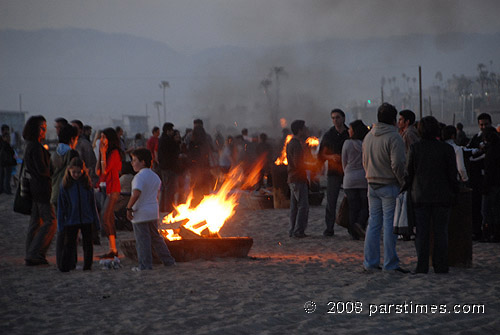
[1,0,500,53]
[1,0,500,135]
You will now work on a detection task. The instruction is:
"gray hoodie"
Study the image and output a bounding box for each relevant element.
[362,122,406,186]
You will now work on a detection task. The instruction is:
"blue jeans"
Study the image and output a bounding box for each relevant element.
[133,219,175,270]
[363,184,400,270]
[289,182,309,236]
[325,174,343,234]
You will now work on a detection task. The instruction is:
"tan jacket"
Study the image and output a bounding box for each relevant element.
[362,122,406,187]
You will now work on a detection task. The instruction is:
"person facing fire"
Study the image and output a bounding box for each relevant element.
[127,148,175,271]
[287,120,310,238]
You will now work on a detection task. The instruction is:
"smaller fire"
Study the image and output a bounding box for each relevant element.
[274,136,320,166]
[305,136,319,147]
[274,134,293,165]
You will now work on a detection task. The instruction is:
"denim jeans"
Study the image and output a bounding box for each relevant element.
[414,205,450,273]
[26,202,57,262]
[133,219,175,270]
[363,184,400,270]
[325,174,343,234]
[288,182,309,236]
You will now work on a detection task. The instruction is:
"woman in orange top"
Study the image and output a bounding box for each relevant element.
[96,127,123,258]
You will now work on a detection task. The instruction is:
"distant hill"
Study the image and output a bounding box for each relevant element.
[1,28,499,131]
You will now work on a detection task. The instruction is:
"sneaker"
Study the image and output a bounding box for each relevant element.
[352,223,366,239]
[393,267,411,274]
[293,233,309,238]
[25,258,49,266]
[323,230,334,237]
[98,251,119,259]
[131,266,142,272]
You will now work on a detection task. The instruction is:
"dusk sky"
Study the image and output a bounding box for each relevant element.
[2,0,500,54]
[2,0,500,132]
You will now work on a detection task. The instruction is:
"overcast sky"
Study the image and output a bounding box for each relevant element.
[2,0,500,53]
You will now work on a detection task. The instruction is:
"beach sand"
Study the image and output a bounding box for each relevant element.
[1,191,499,334]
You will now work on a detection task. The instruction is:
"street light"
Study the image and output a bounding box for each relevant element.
[159,81,170,124]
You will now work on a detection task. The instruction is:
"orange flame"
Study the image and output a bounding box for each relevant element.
[275,136,319,165]
[306,136,319,147]
[160,158,265,240]
[274,134,293,165]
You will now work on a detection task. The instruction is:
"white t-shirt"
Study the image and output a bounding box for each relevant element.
[131,168,161,223]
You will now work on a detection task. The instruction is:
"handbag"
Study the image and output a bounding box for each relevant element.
[335,195,349,228]
[13,161,32,215]
[393,191,409,235]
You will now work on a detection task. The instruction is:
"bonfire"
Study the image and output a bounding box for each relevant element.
[159,158,264,241]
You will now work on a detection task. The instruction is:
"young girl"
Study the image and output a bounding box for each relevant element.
[57,157,100,272]
[96,127,122,258]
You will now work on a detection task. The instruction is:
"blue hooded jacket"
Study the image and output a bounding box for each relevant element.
[57,180,100,233]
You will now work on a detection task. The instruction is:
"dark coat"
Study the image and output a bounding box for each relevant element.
[158,134,180,171]
[483,140,500,194]
[405,139,459,207]
[24,141,52,203]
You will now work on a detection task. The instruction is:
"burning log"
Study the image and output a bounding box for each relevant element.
[120,237,253,262]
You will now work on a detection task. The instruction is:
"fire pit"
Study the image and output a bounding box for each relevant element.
[121,161,262,263]
[120,237,253,262]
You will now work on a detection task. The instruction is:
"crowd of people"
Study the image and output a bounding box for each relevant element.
[5,102,499,274]
[286,103,500,274]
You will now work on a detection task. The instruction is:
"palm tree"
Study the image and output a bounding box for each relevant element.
[260,78,275,128]
[269,66,287,125]
[159,81,170,123]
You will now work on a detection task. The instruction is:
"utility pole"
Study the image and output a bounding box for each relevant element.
[159,81,169,124]
[419,66,422,119]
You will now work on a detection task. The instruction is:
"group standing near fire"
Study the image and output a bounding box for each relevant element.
[8,101,500,274]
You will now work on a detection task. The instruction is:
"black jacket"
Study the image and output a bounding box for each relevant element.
[405,139,459,207]
[158,134,180,171]
[24,141,52,203]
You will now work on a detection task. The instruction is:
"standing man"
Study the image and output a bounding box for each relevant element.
[398,109,420,152]
[362,103,408,272]
[146,126,160,173]
[157,122,179,213]
[54,118,69,137]
[287,120,309,238]
[467,113,492,240]
[71,120,98,187]
[319,109,349,236]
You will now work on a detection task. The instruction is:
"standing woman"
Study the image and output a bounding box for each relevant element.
[23,115,57,266]
[405,116,459,274]
[341,120,370,240]
[96,127,122,258]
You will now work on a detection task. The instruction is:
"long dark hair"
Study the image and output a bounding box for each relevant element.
[62,157,92,190]
[349,120,369,140]
[22,115,46,142]
[102,127,122,156]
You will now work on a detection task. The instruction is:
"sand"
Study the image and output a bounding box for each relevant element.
[1,191,499,334]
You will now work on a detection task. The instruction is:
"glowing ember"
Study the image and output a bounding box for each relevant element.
[160,158,264,240]
[275,136,319,166]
